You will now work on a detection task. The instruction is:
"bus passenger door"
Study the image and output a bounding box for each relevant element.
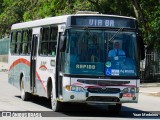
[30,34,38,93]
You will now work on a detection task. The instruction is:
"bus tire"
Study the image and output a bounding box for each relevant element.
[20,79,30,101]
[108,103,122,114]
[51,90,62,112]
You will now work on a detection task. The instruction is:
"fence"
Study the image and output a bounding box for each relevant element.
[0,38,9,62]
[0,38,9,55]
[140,50,160,82]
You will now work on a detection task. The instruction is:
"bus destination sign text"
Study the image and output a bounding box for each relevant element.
[71,16,135,28]
[89,19,114,27]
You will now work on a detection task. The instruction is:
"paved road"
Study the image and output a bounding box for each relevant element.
[0,72,160,120]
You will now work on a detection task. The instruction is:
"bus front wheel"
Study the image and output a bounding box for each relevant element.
[20,79,30,101]
[51,90,63,112]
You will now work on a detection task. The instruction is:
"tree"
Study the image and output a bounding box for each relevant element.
[23,0,56,21]
[0,0,159,51]
[132,0,160,50]
[0,0,30,37]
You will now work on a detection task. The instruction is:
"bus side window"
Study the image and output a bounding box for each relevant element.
[49,26,58,56]
[40,26,58,56]
[40,27,49,55]
[16,31,22,54]
[28,29,32,54]
[11,31,17,54]
[22,30,28,55]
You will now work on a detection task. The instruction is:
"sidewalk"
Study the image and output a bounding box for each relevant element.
[140,83,160,87]
[140,83,160,97]
[0,62,8,72]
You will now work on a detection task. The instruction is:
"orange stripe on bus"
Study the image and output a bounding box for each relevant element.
[9,58,46,93]
[39,65,48,70]
[9,58,30,71]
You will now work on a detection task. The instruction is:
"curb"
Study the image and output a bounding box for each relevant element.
[140,91,160,97]
[140,84,160,88]
[140,91,159,94]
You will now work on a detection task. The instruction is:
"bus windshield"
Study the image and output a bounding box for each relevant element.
[106,31,138,77]
[63,29,138,77]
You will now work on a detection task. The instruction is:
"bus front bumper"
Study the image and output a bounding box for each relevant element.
[62,89,138,104]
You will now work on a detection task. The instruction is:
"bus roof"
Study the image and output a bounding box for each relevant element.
[11,15,70,30]
[11,14,136,30]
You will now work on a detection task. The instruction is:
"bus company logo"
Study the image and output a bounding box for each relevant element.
[101,86,107,90]
[39,61,48,71]
[39,65,48,71]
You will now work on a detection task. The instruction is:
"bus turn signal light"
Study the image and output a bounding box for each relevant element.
[66,85,85,92]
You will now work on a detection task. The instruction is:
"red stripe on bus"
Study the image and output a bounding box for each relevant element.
[39,65,48,70]
[9,58,30,71]
[36,72,46,93]
[9,58,46,93]
[85,84,136,88]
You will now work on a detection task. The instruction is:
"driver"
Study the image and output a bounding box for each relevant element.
[108,41,126,58]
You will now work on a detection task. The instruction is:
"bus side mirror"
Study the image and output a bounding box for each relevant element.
[60,34,66,52]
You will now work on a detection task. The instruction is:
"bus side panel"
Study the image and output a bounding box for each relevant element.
[14,56,21,89]
[19,56,31,93]
[9,56,20,90]
[35,56,56,97]
[8,56,31,92]
[8,55,15,86]
[9,55,51,97]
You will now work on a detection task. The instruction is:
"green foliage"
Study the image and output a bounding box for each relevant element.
[88,0,135,16]
[139,0,160,49]
[23,0,56,21]
[54,0,93,15]
[0,0,29,37]
[0,0,159,50]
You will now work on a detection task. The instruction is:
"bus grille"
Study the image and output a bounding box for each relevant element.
[86,96,120,102]
[87,88,120,93]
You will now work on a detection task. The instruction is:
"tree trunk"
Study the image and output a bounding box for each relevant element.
[131,0,154,47]
[130,0,146,26]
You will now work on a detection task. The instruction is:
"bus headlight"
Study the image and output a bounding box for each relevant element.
[130,88,135,93]
[122,88,129,93]
[66,85,85,92]
[78,87,85,92]
[71,86,76,91]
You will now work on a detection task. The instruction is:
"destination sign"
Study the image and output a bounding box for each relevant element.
[71,16,136,28]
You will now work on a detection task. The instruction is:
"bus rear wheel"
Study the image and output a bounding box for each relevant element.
[51,91,63,112]
[20,79,30,101]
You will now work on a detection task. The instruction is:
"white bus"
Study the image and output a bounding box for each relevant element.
[8,11,144,112]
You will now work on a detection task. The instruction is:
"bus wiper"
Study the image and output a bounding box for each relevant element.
[84,27,91,35]
[81,27,93,39]
[108,28,123,42]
